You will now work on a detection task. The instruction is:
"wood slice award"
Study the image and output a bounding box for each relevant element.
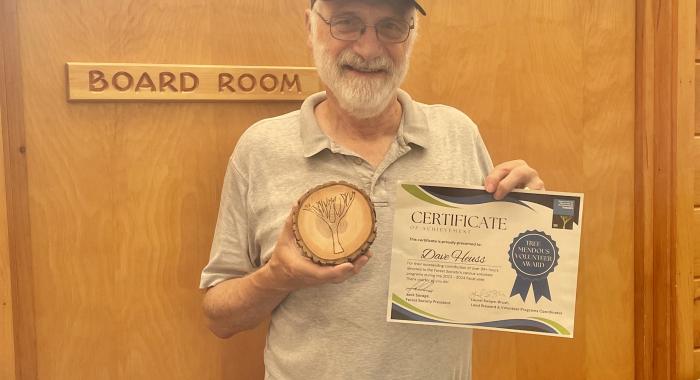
[293,181,377,265]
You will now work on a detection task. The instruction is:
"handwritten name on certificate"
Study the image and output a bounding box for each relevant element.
[387,182,584,338]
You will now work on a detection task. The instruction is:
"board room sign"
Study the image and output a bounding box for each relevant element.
[66,62,322,102]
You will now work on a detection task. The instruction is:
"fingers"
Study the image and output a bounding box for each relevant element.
[484,161,516,193]
[351,254,370,274]
[492,165,537,200]
[298,252,372,285]
[271,205,373,289]
[281,250,371,287]
[326,263,356,284]
[525,177,546,190]
[318,252,373,283]
[485,160,544,200]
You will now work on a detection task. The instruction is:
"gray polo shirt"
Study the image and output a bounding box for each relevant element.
[201,89,493,380]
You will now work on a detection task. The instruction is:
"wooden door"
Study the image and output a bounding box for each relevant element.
[0,0,693,379]
[2,1,309,379]
[407,1,636,379]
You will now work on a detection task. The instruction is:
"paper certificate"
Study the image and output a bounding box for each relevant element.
[387,182,584,338]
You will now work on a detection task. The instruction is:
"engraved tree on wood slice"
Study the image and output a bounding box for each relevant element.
[303,191,355,254]
[293,181,376,265]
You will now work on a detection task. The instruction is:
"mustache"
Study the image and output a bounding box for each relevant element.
[336,50,394,72]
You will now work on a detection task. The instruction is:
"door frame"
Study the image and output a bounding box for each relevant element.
[634,0,695,378]
[0,0,37,379]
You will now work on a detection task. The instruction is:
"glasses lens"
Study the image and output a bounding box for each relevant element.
[377,19,410,42]
[331,16,363,40]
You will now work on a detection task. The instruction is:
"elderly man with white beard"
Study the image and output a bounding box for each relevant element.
[200,0,545,379]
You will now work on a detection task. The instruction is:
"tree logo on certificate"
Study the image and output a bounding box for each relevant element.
[508,231,560,303]
[552,199,577,230]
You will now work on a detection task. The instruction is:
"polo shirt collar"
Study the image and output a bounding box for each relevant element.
[300,89,429,158]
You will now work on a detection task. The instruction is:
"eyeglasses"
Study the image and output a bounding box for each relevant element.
[314,10,414,44]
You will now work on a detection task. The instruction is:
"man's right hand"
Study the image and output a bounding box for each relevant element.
[203,208,372,338]
[261,208,372,293]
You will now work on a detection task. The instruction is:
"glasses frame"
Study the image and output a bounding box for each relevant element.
[313,10,415,44]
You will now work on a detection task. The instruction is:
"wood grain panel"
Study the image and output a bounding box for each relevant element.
[0,3,17,377]
[696,348,700,379]
[403,1,634,379]
[695,278,700,347]
[636,2,655,376]
[695,136,700,206]
[17,0,307,378]
[695,209,700,282]
[636,0,696,377]
[697,0,700,61]
[1,0,37,378]
[674,0,695,377]
[0,89,17,380]
[11,0,638,380]
[696,65,700,135]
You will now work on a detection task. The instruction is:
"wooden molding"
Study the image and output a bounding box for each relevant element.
[0,0,37,378]
[0,58,17,380]
[675,0,695,377]
[635,0,695,379]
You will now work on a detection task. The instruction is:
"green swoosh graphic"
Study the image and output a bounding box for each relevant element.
[392,293,453,321]
[530,317,570,335]
[401,184,456,208]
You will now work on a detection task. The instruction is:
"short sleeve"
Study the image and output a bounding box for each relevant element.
[199,157,258,288]
[474,132,494,179]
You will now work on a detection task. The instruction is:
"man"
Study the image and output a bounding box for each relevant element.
[201,0,544,379]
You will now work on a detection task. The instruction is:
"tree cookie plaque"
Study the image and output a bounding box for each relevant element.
[293,181,377,265]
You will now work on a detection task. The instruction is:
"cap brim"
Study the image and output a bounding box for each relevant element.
[310,0,427,16]
[412,1,426,16]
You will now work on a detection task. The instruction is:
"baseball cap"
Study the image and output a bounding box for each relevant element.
[309,0,427,16]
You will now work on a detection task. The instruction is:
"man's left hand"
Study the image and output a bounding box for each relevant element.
[484,160,545,200]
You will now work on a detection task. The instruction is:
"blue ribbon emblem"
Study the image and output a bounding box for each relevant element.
[508,231,560,303]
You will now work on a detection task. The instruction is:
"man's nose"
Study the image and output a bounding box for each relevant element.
[351,27,385,61]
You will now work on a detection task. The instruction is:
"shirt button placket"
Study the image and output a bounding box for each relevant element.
[348,156,371,192]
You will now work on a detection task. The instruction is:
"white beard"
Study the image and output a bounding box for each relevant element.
[311,20,411,119]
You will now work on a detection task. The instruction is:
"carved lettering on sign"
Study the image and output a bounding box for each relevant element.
[135,72,156,92]
[219,73,235,92]
[160,72,176,92]
[68,63,320,101]
[181,72,198,92]
[281,74,302,94]
[260,74,278,92]
[238,73,256,92]
[112,72,133,92]
[217,73,304,94]
[89,70,108,92]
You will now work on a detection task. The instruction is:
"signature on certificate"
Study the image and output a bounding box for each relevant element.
[469,289,507,302]
[406,279,435,292]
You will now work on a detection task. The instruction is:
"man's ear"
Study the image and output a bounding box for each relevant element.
[305,9,313,48]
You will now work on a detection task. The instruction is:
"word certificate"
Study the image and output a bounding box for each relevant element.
[387,182,584,338]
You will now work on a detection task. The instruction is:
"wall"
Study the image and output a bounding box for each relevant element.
[3,0,638,379]
[9,1,308,378]
[403,1,636,378]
